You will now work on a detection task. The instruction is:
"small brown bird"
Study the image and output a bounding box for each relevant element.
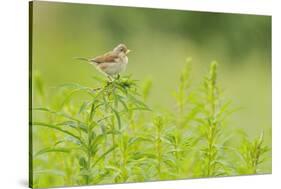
[76,44,131,77]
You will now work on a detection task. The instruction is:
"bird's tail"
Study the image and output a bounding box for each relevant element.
[73,57,90,62]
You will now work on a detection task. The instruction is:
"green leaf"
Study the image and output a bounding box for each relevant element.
[92,170,110,184]
[91,134,104,147]
[89,101,104,121]
[105,130,122,135]
[92,145,117,168]
[32,122,81,142]
[111,108,121,130]
[128,152,147,161]
[127,94,151,111]
[97,114,114,123]
[34,169,65,176]
[79,170,91,177]
[105,165,122,174]
[128,137,143,146]
[79,157,87,168]
[79,101,90,114]
[164,158,176,168]
[115,84,129,94]
[32,107,83,123]
[57,121,88,133]
[91,75,105,83]
[34,147,70,158]
[116,95,129,110]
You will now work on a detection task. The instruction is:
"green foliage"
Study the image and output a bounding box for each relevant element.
[173,59,192,114]
[32,76,150,186]
[238,131,270,174]
[31,62,271,188]
[198,61,226,176]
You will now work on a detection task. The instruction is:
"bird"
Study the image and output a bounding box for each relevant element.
[76,44,131,79]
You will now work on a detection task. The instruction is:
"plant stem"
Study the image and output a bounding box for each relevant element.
[154,117,163,179]
[111,117,116,163]
[206,62,218,176]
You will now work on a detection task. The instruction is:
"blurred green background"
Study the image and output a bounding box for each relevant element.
[32,1,271,147]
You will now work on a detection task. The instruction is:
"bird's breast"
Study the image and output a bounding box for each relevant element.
[116,56,128,64]
[124,56,128,64]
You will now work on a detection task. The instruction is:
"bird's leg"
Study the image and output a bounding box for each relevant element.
[111,74,120,81]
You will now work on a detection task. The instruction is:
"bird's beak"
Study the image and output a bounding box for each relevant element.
[126,49,131,54]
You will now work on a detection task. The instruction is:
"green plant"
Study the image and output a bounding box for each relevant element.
[32,76,150,185]
[164,131,193,177]
[153,116,165,178]
[192,62,234,176]
[238,131,270,174]
[31,61,271,188]
[173,61,192,115]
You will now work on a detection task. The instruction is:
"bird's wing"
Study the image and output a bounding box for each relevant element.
[91,52,119,64]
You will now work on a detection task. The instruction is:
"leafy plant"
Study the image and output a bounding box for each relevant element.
[191,62,235,176]
[32,76,149,185]
[238,131,270,174]
[31,61,271,188]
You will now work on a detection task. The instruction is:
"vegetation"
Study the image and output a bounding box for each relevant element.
[31,62,271,188]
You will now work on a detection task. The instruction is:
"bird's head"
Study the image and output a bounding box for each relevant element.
[113,44,131,55]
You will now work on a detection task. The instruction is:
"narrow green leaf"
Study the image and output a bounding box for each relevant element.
[34,147,70,158]
[127,94,151,110]
[91,75,105,82]
[34,169,65,176]
[32,107,83,123]
[92,145,117,168]
[79,157,87,168]
[111,108,121,129]
[56,121,87,133]
[79,101,90,114]
[32,122,81,142]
